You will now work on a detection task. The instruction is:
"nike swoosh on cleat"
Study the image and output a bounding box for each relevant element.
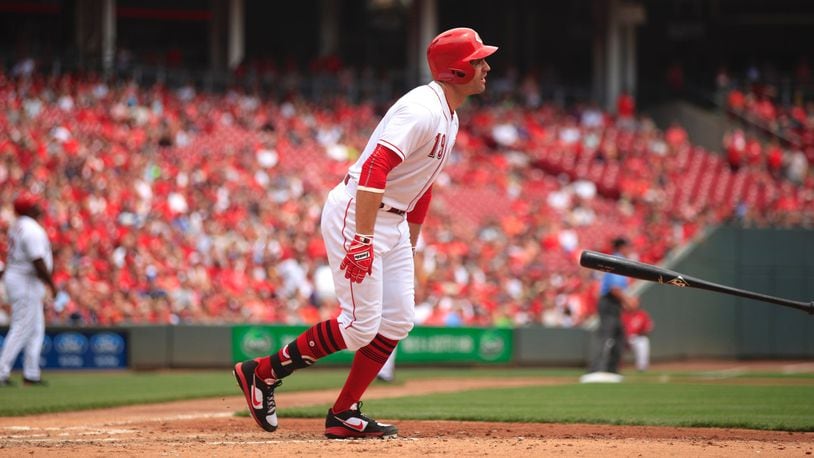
[251,382,264,410]
[336,416,368,432]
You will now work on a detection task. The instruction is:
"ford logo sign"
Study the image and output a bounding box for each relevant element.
[55,332,88,354]
[41,335,52,354]
[90,333,125,354]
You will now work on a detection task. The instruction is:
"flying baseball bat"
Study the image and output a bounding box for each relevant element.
[579,250,814,314]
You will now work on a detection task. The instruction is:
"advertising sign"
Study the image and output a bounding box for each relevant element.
[0,330,128,370]
[232,325,512,365]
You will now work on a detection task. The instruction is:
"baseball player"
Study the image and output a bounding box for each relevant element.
[0,193,56,387]
[622,300,653,372]
[234,27,497,438]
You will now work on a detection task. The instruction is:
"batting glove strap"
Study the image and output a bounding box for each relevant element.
[340,234,374,283]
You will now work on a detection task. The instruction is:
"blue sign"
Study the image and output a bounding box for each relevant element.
[0,330,128,370]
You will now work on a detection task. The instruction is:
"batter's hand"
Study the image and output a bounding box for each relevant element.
[341,234,374,283]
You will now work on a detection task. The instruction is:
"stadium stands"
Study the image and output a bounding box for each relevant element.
[1,71,811,328]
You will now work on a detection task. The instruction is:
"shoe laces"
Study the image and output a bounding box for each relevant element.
[349,401,374,422]
[266,379,282,410]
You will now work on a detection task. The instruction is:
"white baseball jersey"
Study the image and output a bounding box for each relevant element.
[0,215,51,382]
[5,215,52,276]
[322,81,461,351]
[347,81,458,211]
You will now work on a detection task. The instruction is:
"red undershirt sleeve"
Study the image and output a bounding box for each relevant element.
[407,185,432,224]
[357,144,403,193]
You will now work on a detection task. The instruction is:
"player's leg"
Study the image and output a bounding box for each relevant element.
[0,278,32,384]
[606,317,625,374]
[631,335,650,371]
[590,298,615,372]
[22,295,45,384]
[234,185,382,432]
[325,231,411,439]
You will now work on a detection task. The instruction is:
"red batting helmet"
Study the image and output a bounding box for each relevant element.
[13,192,40,215]
[427,27,498,84]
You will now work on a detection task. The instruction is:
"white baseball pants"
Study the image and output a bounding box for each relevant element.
[0,272,45,381]
[628,335,650,371]
[320,182,415,351]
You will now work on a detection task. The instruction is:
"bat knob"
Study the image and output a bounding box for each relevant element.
[809,301,814,315]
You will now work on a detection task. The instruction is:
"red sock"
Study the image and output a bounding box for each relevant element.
[254,319,347,380]
[255,355,274,380]
[332,334,398,413]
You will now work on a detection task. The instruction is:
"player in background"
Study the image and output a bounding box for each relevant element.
[0,193,56,387]
[622,299,653,372]
[376,346,397,383]
[584,237,638,381]
[234,27,497,439]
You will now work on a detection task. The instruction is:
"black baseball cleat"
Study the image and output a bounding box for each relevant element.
[325,402,398,439]
[22,378,48,386]
[233,360,282,432]
[0,378,15,387]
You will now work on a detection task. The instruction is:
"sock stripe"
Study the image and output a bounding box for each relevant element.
[288,338,311,368]
[317,321,336,353]
[320,321,337,354]
[270,354,291,379]
[369,339,395,354]
[359,346,389,365]
[324,320,342,352]
[314,321,330,357]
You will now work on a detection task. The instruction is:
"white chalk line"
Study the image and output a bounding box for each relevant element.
[782,363,814,374]
[0,411,236,445]
[1,436,415,446]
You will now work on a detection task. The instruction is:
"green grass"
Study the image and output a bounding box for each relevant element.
[0,371,234,416]
[0,367,571,416]
[1,367,813,431]
[0,369,356,416]
[284,382,814,432]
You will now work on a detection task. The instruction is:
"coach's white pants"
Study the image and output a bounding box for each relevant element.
[0,272,45,381]
[321,183,415,351]
[628,335,650,372]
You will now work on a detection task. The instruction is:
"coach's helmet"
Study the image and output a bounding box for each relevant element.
[13,192,41,216]
[427,27,498,84]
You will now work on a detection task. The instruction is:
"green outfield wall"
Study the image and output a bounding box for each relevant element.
[641,226,814,360]
[230,325,513,366]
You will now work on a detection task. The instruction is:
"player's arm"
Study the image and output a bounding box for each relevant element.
[32,258,57,298]
[407,186,432,255]
[354,190,384,236]
[341,144,403,283]
[354,144,404,232]
[609,284,637,310]
[606,274,637,309]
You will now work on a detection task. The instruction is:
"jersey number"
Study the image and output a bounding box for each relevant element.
[427,133,446,160]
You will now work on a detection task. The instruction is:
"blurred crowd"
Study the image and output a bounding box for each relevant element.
[1,70,812,328]
[717,58,814,185]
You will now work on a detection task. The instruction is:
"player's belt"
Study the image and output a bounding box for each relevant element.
[343,174,406,216]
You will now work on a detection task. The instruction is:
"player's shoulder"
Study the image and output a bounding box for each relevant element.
[394,84,444,118]
[18,216,46,235]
